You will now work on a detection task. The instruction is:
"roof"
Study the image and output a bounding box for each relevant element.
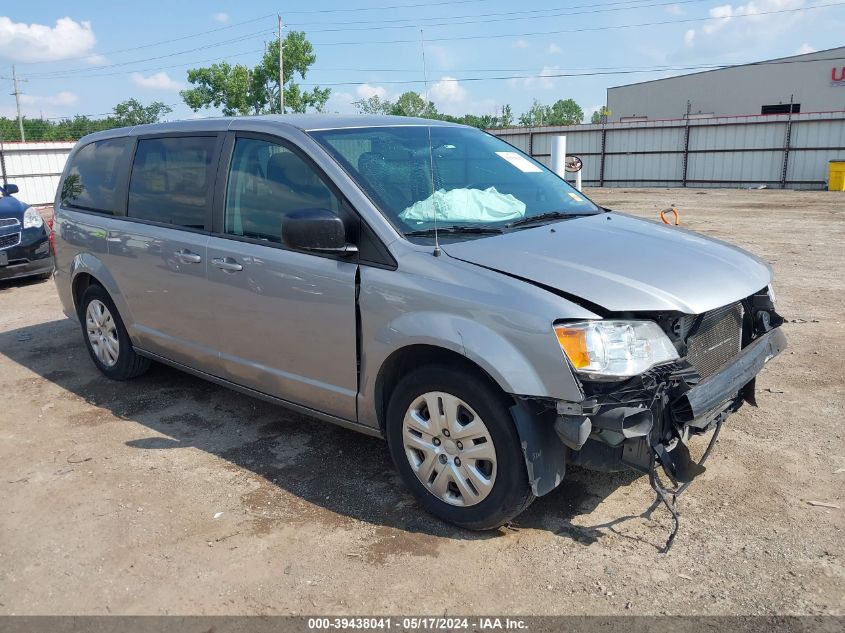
[80,114,464,143]
[608,45,845,91]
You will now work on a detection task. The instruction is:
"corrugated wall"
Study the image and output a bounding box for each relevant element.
[0,142,75,205]
[490,111,845,190]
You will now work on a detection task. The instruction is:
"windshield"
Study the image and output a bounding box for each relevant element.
[310,125,599,237]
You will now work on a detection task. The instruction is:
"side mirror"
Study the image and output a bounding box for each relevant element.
[282,208,357,255]
[2,183,19,195]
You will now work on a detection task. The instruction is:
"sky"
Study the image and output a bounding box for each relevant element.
[1,0,844,123]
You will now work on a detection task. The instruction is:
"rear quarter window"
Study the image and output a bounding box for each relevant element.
[61,138,129,213]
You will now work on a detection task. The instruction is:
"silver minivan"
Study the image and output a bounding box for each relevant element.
[53,115,785,542]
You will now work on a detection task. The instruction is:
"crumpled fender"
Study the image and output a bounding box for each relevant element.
[370,310,580,402]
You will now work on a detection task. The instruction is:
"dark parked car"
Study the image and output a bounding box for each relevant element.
[0,183,54,282]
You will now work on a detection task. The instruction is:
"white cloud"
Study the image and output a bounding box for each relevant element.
[212,12,229,23]
[666,3,685,15]
[0,16,96,62]
[521,66,561,90]
[547,43,562,54]
[682,0,807,54]
[513,39,530,49]
[131,71,183,91]
[429,76,467,114]
[19,91,78,107]
[325,91,356,114]
[794,42,815,54]
[355,83,388,100]
[85,53,108,65]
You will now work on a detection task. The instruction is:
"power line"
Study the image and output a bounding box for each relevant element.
[287,0,712,30]
[24,29,276,78]
[18,0,696,77]
[19,0,842,81]
[309,1,845,45]
[282,0,499,15]
[25,49,266,82]
[16,14,277,66]
[295,54,845,87]
[12,0,502,68]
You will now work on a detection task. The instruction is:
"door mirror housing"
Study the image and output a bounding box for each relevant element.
[282,208,357,255]
[1,183,19,195]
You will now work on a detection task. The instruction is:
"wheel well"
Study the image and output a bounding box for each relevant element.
[72,273,100,315]
[374,344,512,433]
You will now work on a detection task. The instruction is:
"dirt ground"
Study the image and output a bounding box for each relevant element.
[0,188,842,616]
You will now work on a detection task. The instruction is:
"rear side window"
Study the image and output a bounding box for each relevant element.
[127,136,216,229]
[61,138,129,213]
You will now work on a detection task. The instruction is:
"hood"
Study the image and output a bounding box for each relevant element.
[442,213,771,315]
[0,195,28,221]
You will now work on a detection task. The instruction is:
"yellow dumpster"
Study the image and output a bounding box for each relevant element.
[830,160,845,191]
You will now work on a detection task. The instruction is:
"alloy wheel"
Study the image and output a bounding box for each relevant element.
[85,299,119,368]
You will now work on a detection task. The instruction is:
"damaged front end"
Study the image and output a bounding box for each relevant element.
[513,287,786,551]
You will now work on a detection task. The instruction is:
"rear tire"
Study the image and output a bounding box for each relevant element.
[79,284,150,380]
[386,364,534,530]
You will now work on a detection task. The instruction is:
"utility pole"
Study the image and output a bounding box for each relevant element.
[1,66,27,142]
[278,15,285,114]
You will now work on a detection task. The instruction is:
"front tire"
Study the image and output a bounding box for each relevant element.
[79,284,150,380]
[386,365,534,530]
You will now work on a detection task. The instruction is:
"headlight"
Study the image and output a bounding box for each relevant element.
[766,284,776,305]
[554,320,679,378]
[23,207,44,229]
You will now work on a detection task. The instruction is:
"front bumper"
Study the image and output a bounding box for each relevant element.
[548,319,786,477]
[673,327,787,424]
[0,227,53,281]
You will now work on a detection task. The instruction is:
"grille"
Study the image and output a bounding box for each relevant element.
[0,232,21,249]
[685,302,744,379]
[0,218,19,229]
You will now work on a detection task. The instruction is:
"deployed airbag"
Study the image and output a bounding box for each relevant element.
[399,187,526,223]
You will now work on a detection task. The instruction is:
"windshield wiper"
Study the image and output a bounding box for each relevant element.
[506,211,589,228]
[404,225,504,237]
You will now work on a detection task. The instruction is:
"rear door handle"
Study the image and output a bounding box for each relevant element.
[174,249,202,264]
[212,257,243,272]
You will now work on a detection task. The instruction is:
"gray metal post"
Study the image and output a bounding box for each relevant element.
[599,126,607,187]
[780,94,794,189]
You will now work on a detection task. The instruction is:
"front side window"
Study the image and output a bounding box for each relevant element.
[127,136,216,229]
[310,126,599,238]
[61,138,129,213]
[224,137,340,243]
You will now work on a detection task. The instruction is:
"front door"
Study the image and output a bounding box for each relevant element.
[207,135,359,421]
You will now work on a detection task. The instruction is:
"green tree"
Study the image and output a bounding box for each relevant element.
[518,100,551,126]
[181,31,329,115]
[112,99,173,126]
[352,94,393,115]
[499,104,514,128]
[591,106,611,124]
[390,92,438,118]
[548,98,584,125]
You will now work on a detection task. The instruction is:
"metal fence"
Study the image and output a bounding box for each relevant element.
[2,112,844,204]
[489,111,845,189]
[0,141,75,205]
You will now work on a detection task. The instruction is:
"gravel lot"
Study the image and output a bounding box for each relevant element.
[0,188,842,616]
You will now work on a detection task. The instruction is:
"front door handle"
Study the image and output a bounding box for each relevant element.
[212,257,243,272]
[174,249,202,264]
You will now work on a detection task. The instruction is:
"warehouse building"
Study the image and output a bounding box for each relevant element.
[607,46,845,122]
